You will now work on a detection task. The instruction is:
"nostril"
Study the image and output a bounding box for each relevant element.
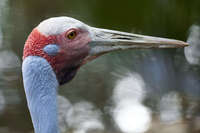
[112,37,132,40]
[43,44,60,56]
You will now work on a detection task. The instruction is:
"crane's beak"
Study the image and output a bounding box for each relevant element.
[83,27,189,64]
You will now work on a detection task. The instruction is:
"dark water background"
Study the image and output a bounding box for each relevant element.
[0,0,200,133]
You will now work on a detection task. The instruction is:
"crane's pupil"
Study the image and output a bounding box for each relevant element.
[70,32,74,36]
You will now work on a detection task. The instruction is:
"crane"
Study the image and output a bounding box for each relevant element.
[22,16,188,133]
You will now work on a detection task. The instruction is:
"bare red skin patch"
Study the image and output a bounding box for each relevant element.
[23,28,91,84]
[23,29,56,65]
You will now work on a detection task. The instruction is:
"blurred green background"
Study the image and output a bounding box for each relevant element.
[0,0,200,133]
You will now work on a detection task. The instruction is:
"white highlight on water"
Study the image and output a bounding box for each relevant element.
[184,25,200,65]
[0,50,20,70]
[159,92,182,124]
[111,72,151,133]
[57,95,104,133]
[0,90,5,113]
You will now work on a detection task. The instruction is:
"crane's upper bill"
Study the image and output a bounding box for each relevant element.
[88,27,188,57]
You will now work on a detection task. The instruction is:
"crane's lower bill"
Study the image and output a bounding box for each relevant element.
[83,27,189,64]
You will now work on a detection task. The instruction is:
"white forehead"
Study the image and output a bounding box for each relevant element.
[37,17,89,36]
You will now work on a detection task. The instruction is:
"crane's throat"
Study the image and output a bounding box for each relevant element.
[56,65,79,85]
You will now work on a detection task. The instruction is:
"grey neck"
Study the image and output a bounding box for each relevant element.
[22,56,59,133]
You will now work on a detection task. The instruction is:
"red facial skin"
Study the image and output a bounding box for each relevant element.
[23,28,91,84]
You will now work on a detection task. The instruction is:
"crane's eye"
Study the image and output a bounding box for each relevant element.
[66,30,77,40]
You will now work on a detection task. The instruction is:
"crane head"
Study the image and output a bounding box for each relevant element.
[23,17,188,85]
